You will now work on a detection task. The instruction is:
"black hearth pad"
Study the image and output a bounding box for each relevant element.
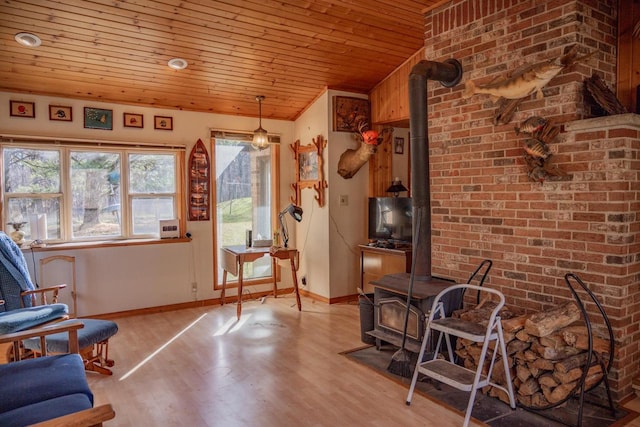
[341,345,638,427]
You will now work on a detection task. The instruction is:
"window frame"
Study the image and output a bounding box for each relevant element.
[1,138,186,244]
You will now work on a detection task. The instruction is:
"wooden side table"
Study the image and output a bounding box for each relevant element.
[269,247,301,312]
[220,245,271,319]
[220,245,302,319]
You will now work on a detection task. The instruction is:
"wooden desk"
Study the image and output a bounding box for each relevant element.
[220,245,301,319]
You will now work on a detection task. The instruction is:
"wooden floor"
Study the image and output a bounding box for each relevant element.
[88,294,640,427]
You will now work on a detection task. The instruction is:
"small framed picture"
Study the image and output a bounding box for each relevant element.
[49,105,72,121]
[394,137,405,154]
[333,96,370,132]
[154,116,173,130]
[123,113,144,128]
[84,107,113,130]
[10,101,35,118]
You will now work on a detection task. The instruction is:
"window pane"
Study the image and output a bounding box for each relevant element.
[129,154,175,193]
[215,140,272,282]
[71,151,121,238]
[4,148,60,193]
[131,197,175,235]
[6,197,61,240]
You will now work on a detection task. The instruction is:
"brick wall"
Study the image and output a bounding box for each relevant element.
[421,0,640,401]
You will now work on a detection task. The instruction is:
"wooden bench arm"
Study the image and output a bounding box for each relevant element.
[21,284,67,305]
[28,404,116,427]
[0,320,83,358]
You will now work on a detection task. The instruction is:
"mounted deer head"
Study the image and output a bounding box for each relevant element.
[337,121,384,179]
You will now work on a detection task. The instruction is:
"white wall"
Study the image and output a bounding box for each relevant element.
[326,90,371,299]
[290,90,376,300]
[291,91,331,299]
[0,91,295,316]
[0,88,373,312]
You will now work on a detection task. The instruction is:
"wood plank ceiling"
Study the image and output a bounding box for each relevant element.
[0,0,439,121]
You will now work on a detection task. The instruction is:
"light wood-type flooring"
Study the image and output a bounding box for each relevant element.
[88,294,640,427]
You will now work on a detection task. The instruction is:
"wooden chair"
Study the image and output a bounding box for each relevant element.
[0,233,118,374]
[23,255,118,375]
[0,232,70,362]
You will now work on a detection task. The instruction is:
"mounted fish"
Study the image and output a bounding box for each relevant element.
[516,115,560,145]
[523,139,550,160]
[515,116,547,136]
[463,45,593,102]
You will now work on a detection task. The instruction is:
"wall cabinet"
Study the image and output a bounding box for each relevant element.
[359,245,411,294]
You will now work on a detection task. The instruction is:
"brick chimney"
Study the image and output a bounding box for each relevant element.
[420,0,639,401]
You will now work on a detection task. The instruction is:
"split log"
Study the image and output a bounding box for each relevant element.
[524,302,581,337]
[518,377,540,396]
[531,392,550,407]
[531,340,582,360]
[555,353,589,374]
[506,339,530,355]
[538,373,559,388]
[582,364,604,390]
[489,386,511,404]
[553,367,583,384]
[560,325,611,354]
[539,332,566,349]
[523,349,538,362]
[501,314,528,333]
[528,365,541,378]
[515,329,532,342]
[517,364,532,382]
[548,381,578,403]
[531,357,555,371]
[541,384,554,402]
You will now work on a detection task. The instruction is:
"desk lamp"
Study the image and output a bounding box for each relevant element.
[278,204,303,248]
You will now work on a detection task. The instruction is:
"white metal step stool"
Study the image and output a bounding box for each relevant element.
[406,284,515,427]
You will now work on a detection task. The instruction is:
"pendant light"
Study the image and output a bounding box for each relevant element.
[252,95,269,150]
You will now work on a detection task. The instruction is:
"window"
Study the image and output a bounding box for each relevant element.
[212,131,279,286]
[2,139,184,243]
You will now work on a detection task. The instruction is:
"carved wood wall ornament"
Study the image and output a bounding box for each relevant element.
[188,138,210,220]
[290,135,327,207]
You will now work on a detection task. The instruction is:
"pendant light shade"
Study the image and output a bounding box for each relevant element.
[252,95,269,150]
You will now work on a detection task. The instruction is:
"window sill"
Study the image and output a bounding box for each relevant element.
[21,237,192,252]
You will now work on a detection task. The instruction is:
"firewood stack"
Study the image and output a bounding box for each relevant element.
[452,300,611,408]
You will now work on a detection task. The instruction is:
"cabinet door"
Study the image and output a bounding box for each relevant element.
[361,250,407,293]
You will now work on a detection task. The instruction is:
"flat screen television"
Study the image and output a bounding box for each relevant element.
[368,197,413,243]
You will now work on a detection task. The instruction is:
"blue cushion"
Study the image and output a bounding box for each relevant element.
[23,318,118,353]
[0,354,93,413]
[0,304,68,334]
[0,393,92,427]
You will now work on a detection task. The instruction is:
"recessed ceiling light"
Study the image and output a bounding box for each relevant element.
[15,32,41,47]
[168,58,188,70]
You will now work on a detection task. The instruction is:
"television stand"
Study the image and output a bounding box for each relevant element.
[359,244,412,294]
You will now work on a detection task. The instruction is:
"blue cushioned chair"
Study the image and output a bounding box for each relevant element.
[0,320,115,426]
[0,232,118,375]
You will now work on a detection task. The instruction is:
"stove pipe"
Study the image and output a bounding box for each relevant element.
[409,59,463,278]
